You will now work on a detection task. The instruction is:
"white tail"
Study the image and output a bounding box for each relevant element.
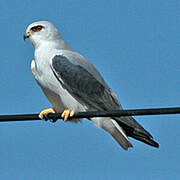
[91,117,133,150]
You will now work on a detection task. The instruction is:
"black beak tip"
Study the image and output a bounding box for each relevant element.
[23,35,26,41]
[23,34,29,41]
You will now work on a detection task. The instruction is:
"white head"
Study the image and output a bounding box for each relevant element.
[24,21,70,49]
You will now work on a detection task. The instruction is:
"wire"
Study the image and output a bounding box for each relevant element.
[0,107,180,122]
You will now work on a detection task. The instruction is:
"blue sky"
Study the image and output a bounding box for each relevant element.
[0,0,179,179]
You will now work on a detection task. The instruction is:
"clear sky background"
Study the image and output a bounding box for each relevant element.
[0,0,179,179]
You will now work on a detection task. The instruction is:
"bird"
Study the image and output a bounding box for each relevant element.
[24,21,159,150]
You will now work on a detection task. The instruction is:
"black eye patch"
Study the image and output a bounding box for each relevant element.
[31,25,44,32]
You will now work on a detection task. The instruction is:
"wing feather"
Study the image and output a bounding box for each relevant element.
[50,54,159,148]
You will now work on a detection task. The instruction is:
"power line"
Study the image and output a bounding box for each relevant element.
[0,107,180,123]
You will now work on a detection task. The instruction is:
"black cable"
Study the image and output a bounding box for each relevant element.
[0,107,180,122]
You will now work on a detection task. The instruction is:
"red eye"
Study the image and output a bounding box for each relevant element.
[31,25,44,32]
[36,26,42,32]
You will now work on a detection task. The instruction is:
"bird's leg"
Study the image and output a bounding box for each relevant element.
[39,108,57,122]
[61,109,75,121]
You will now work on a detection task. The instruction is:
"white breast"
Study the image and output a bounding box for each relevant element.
[31,47,86,115]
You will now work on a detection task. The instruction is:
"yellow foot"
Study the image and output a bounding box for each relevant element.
[61,109,74,121]
[39,108,56,119]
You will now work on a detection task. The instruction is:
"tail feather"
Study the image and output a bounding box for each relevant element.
[91,117,133,150]
[111,120,133,150]
[131,133,159,148]
[115,117,159,148]
[129,129,159,148]
[91,116,159,150]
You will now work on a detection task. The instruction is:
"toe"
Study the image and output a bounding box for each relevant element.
[39,111,45,119]
[61,109,74,121]
[64,111,70,121]
[61,109,68,119]
[70,110,75,117]
[39,108,56,120]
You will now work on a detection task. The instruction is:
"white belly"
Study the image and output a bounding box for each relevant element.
[31,59,86,115]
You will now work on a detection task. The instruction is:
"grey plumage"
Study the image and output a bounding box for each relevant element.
[24,21,159,150]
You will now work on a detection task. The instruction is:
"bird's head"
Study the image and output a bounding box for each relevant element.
[24,21,61,48]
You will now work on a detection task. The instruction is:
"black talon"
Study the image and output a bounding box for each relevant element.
[50,118,58,123]
[42,113,57,123]
[43,114,49,121]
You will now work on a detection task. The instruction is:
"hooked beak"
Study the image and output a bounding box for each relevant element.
[23,32,30,41]
[23,34,29,41]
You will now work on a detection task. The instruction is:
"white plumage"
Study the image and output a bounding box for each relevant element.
[24,21,159,150]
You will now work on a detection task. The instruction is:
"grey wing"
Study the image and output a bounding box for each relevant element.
[50,54,159,148]
[50,54,120,111]
[61,50,121,107]
[50,54,144,128]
